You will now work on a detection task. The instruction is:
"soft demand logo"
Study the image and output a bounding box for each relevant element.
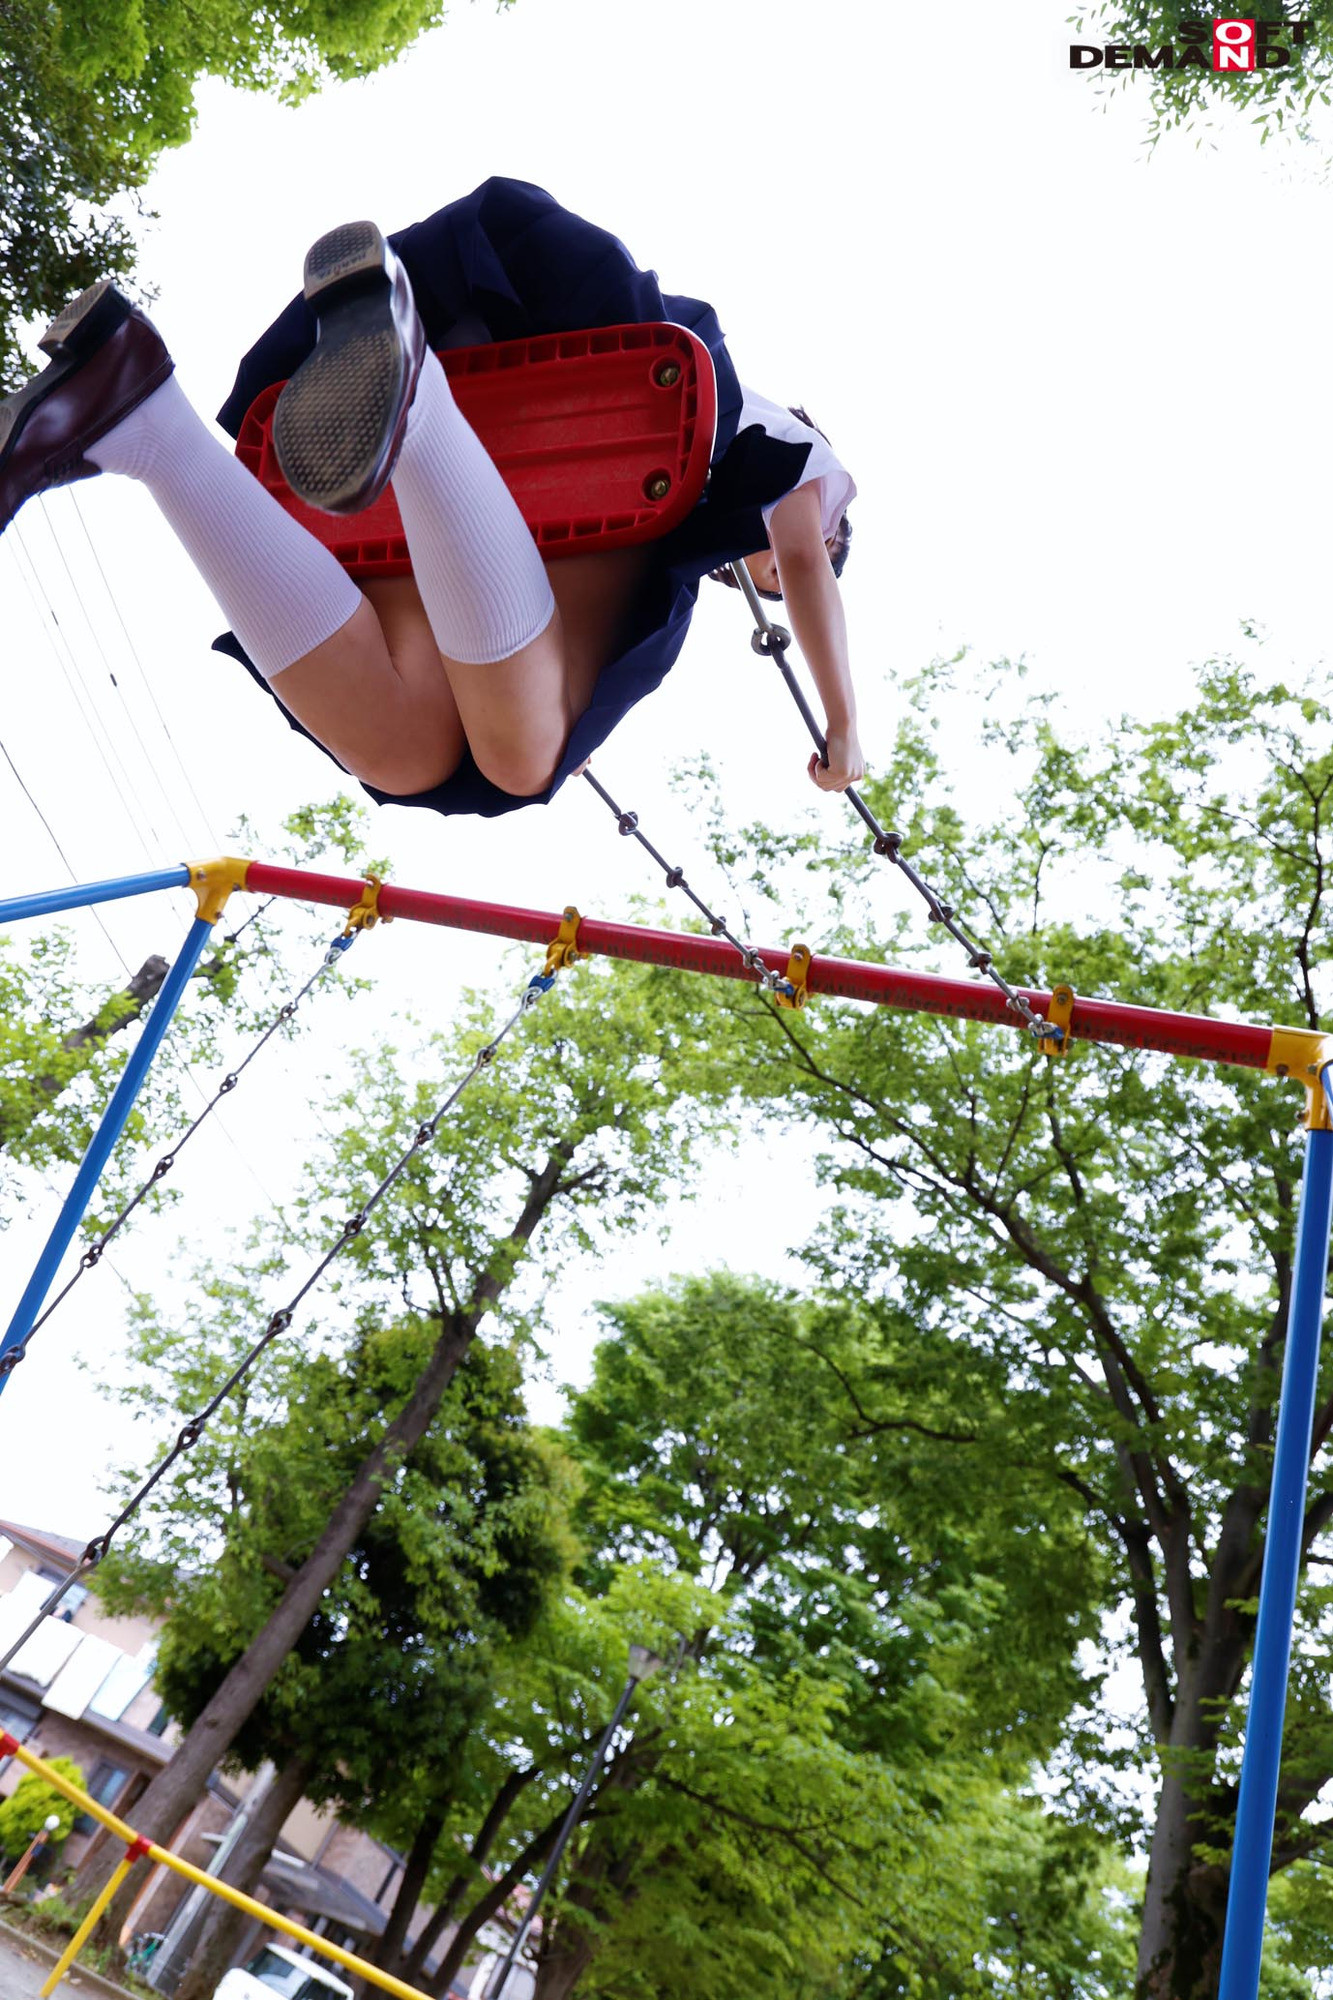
[1215,16,1257,66]
[1070,14,1311,70]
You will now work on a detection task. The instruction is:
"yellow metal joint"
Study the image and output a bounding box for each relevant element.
[776,942,812,1011]
[186,857,250,925]
[1039,983,1075,1058]
[1266,1027,1333,1131]
[543,906,584,980]
[344,874,392,936]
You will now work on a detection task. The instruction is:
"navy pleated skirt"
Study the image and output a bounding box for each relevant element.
[214,177,810,819]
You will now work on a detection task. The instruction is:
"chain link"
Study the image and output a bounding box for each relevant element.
[0,928,366,1380]
[730,562,1055,1043]
[0,974,554,1672]
[220,895,278,950]
[580,769,795,999]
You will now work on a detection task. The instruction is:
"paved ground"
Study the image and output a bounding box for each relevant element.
[0,1918,136,2000]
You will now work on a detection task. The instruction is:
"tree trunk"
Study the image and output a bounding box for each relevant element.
[429,1808,568,1997]
[368,1801,446,1989]
[399,1767,543,1986]
[77,1144,577,1950]
[60,956,170,1063]
[531,1831,639,2000]
[0,955,169,1150]
[398,1872,463,1990]
[1136,1753,1230,1999]
[172,1753,312,2000]
[531,1943,594,2000]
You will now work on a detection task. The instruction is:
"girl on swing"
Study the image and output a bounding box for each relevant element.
[0,178,863,818]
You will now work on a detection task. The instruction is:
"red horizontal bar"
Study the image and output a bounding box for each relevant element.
[243,861,1278,1073]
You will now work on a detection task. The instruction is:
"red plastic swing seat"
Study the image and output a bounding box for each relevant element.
[235,322,717,581]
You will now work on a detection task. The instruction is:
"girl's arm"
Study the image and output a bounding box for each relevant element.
[767,483,866,792]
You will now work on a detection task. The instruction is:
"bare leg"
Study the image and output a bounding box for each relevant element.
[268,582,466,796]
[444,546,648,795]
[266,242,655,800]
[272,548,650,801]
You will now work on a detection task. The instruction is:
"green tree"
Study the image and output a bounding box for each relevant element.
[0,930,165,1175]
[0,1758,85,1861]
[201,1263,1078,2000]
[361,1578,658,1994]
[516,1271,1101,2000]
[670,649,1333,1997]
[0,0,495,390]
[73,949,737,1949]
[96,1325,574,2000]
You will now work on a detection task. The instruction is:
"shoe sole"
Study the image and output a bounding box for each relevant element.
[0,281,128,472]
[273,222,412,514]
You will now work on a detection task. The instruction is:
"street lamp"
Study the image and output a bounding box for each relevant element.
[485,1645,664,2000]
[2,1812,62,1895]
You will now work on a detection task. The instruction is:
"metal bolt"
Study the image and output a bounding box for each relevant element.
[644,472,671,502]
[654,360,681,387]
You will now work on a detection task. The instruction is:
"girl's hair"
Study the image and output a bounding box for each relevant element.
[708,405,853,602]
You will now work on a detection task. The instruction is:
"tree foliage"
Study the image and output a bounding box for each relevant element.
[0,798,379,1217]
[524,1272,1105,2000]
[663,647,1333,1996]
[74,944,741,1946]
[105,1331,573,1805]
[1072,2,1333,149]
[0,0,494,389]
[0,1759,85,1858]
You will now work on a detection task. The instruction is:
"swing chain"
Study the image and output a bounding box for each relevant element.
[581,769,796,1000]
[0,966,559,1664]
[733,565,1058,1046]
[222,897,279,950]
[4,924,369,1371]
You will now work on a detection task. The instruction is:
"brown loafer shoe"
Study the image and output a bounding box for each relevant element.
[0,282,174,535]
[272,220,426,515]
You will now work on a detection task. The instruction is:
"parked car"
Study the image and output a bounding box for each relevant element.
[214,1941,354,2000]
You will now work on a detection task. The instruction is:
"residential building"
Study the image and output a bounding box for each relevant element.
[0,1521,507,1995]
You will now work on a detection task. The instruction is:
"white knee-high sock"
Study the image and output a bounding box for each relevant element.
[86,375,363,680]
[390,349,556,666]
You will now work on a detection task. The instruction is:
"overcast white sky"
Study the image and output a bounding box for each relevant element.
[3,0,1331,1542]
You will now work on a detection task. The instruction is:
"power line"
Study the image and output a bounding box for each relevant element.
[5,528,164,868]
[0,730,135,980]
[3,502,348,1268]
[64,489,228,854]
[38,495,200,857]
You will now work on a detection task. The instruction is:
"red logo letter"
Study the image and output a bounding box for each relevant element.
[1214,17,1256,69]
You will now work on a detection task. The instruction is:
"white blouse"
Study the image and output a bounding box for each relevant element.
[737,385,857,541]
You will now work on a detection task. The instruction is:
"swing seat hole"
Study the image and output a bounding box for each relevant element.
[653,359,681,388]
[643,470,672,501]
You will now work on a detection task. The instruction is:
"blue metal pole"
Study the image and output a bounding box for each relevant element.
[0,868,191,927]
[1218,1119,1333,2000]
[0,912,218,1389]
[0,869,191,926]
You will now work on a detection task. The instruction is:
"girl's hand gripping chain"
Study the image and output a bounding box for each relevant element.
[744,482,865,794]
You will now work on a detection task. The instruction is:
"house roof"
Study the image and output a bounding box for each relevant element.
[261,1848,389,1937]
[73,1707,174,1769]
[0,1521,86,1567]
[1,1520,470,1991]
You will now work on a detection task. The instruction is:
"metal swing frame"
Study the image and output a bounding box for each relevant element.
[0,841,1329,1995]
